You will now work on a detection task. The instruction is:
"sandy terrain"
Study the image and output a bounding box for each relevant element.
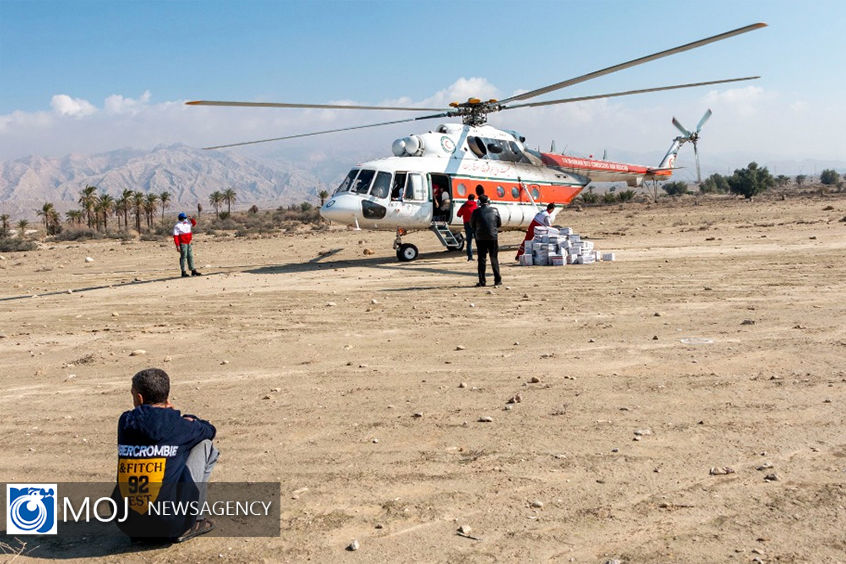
[1,194,844,563]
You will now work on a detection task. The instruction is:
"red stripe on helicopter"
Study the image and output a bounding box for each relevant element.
[540,153,651,175]
[450,178,584,205]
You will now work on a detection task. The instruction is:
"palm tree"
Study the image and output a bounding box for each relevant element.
[117,189,134,230]
[222,188,236,215]
[66,210,84,225]
[132,191,145,232]
[17,219,29,238]
[160,191,171,224]
[0,214,9,237]
[79,185,98,228]
[318,190,329,206]
[144,193,159,228]
[209,191,224,218]
[37,202,56,235]
[99,193,115,231]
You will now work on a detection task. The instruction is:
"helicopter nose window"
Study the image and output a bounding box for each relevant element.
[335,169,358,194]
[370,171,391,199]
[353,169,376,194]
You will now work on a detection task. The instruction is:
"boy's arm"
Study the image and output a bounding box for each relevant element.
[177,413,217,446]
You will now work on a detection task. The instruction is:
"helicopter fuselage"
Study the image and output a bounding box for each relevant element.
[319,123,673,231]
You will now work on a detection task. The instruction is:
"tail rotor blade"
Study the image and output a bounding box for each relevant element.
[696,108,712,133]
[694,142,702,183]
[672,117,692,137]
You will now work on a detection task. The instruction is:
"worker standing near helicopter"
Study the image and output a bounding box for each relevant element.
[456,194,478,261]
[516,203,555,261]
[470,195,502,287]
[173,212,202,278]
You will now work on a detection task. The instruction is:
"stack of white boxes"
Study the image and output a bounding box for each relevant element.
[519,226,615,266]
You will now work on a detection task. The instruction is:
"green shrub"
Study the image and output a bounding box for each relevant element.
[0,237,37,252]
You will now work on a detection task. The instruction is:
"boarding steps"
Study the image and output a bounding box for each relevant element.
[430,221,465,250]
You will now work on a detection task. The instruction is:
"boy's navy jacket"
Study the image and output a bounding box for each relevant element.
[113,405,216,539]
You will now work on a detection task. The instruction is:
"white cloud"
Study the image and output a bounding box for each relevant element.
[50,94,97,117]
[104,90,152,114]
[1,81,844,165]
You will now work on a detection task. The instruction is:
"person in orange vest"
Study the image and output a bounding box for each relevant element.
[456,193,478,261]
[173,212,202,277]
[516,203,555,260]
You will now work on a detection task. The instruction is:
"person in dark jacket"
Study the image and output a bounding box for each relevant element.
[469,195,502,287]
[115,368,218,542]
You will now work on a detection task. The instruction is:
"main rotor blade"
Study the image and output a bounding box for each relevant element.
[696,108,713,132]
[694,142,702,183]
[499,22,766,105]
[672,117,692,137]
[186,100,446,112]
[502,77,759,110]
[199,113,450,150]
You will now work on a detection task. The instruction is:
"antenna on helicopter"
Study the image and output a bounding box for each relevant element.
[672,108,712,183]
[602,149,607,160]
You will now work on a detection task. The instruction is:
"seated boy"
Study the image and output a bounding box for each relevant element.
[114,368,218,542]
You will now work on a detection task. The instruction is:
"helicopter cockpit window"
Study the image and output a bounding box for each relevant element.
[335,169,358,194]
[391,172,407,200]
[404,173,425,201]
[370,171,391,199]
[467,136,487,158]
[353,169,376,194]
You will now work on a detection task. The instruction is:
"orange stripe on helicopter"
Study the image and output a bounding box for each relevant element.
[450,178,584,205]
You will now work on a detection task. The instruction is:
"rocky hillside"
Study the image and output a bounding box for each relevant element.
[0,144,348,219]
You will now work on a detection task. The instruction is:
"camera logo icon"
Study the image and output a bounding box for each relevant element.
[6,484,57,535]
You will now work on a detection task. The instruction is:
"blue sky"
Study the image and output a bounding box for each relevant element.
[1,0,844,169]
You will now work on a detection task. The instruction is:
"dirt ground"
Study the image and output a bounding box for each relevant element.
[1,194,844,563]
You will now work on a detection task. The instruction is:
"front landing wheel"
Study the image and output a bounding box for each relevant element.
[397,243,419,262]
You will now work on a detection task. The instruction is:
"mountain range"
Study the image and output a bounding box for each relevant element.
[0,144,357,220]
[1,143,843,221]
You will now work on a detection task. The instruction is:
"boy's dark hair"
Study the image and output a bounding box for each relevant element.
[547,203,556,211]
[468,194,475,201]
[132,368,170,404]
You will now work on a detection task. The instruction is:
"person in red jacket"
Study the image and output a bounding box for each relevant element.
[456,194,478,261]
[173,212,201,277]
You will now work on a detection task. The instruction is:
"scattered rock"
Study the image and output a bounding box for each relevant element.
[458,382,467,388]
[530,500,544,508]
[455,345,466,351]
[163,355,172,362]
[326,301,337,307]
[129,349,146,356]
[478,416,493,423]
[633,429,652,436]
[372,438,379,444]
[539,353,554,360]
[220,360,229,365]
[507,394,522,404]
[363,248,375,255]
[469,303,475,308]
[741,319,756,325]
[413,412,423,418]
[346,539,360,551]
[270,387,281,393]
[764,473,780,482]
[756,462,773,471]
[458,525,472,536]
[370,298,379,304]
[85,257,94,263]
[262,395,272,400]
[529,376,541,383]
[111,312,119,317]
[709,466,735,475]
[653,312,662,317]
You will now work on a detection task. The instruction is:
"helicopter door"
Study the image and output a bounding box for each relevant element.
[386,172,431,227]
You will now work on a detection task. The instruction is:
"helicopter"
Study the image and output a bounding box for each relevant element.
[187,23,765,261]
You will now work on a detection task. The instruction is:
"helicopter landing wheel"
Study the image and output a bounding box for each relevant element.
[397,243,419,262]
[452,232,465,252]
